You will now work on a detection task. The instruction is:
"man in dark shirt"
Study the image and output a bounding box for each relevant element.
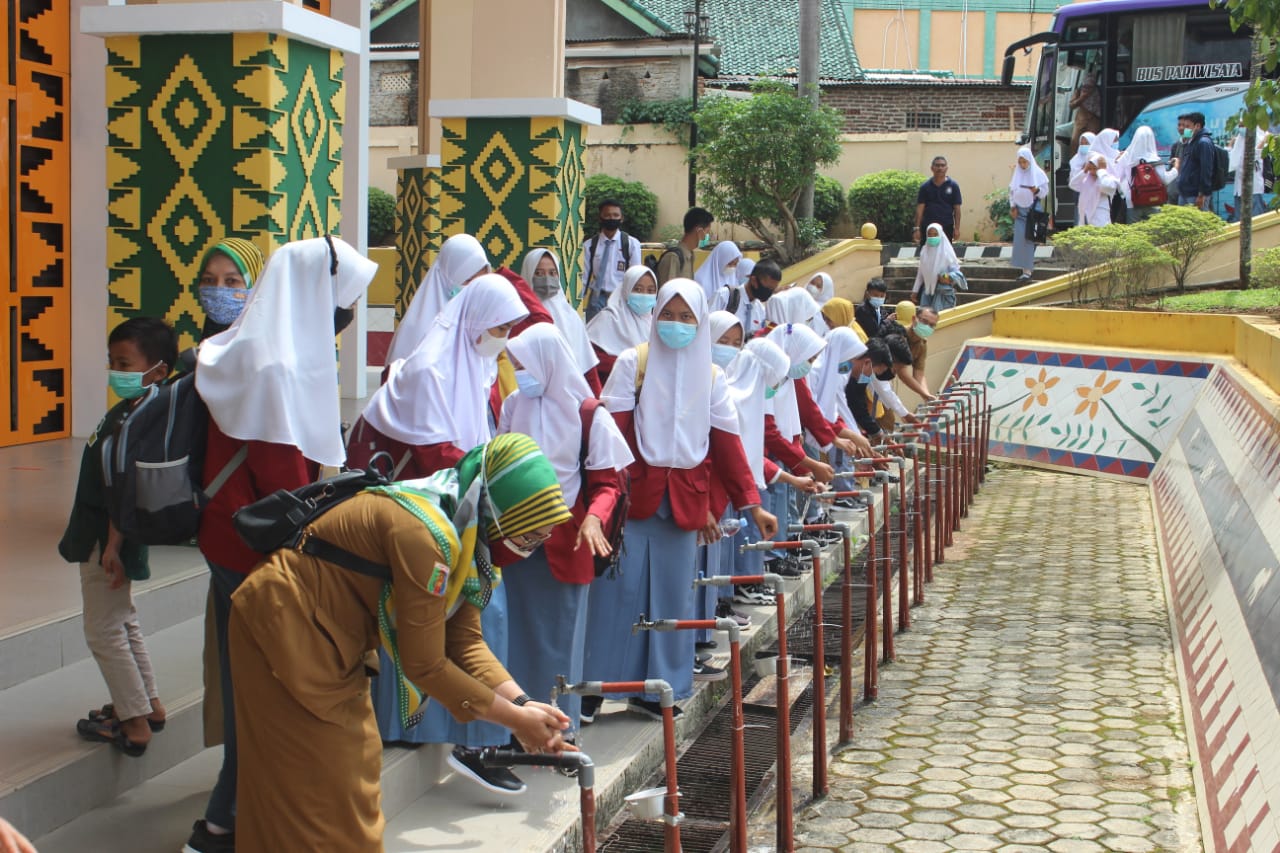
[855,278,890,340]
[914,156,963,243]
[1171,111,1216,211]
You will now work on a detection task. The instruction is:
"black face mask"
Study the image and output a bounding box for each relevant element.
[749,281,774,302]
[334,306,354,335]
[599,218,622,233]
[875,368,895,382]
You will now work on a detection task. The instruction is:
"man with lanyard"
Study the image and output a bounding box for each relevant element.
[581,198,642,322]
[913,156,963,244]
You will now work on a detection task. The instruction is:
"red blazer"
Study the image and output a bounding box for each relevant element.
[613,410,759,531]
[794,379,838,447]
[198,419,315,574]
[345,416,465,480]
[592,345,618,387]
[540,468,624,584]
[764,414,809,472]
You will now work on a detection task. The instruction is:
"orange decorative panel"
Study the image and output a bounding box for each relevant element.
[2,0,71,446]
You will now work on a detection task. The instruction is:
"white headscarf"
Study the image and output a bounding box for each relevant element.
[726,338,790,489]
[709,309,744,348]
[694,242,744,301]
[520,248,599,375]
[1116,126,1159,202]
[601,278,740,468]
[736,257,756,285]
[1229,129,1269,196]
[500,325,632,506]
[1070,131,1098,178]
[765,288,821,326]
[196,236,375,467]
[587,264,654,356]
[766,322,826,439]
[1009,146,1050,209]
[386,233,489,363]
[810,327,865,421]
[915,224,960,297]
[361,274,528,450]
[1092,128,1121,165]
[805,272,835,305]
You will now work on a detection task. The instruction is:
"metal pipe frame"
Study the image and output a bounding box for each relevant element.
[478,750,598,853]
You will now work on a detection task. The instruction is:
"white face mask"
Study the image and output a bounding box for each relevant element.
[474,332,509,358]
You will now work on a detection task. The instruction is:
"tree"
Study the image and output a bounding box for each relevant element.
[691,81,844,263]
[1134,205,1227,293]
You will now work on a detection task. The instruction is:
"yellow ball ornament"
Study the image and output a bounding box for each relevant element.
[860,222,878,240]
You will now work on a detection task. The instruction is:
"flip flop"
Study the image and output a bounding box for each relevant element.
[86,703,166,732]
[76,717,147,757]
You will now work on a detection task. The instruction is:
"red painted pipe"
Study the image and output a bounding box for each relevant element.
[595,680,680,853]
[864,502,879,702]
[774,589,794,853]
[581,788,596,853]
[809,547,828,799]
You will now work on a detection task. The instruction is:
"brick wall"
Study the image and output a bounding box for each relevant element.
[820,83,1030,134]
[370,59,418,128]
[565,58,688,124]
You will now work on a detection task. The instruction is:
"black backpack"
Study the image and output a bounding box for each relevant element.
[578,398,630,578]
[232,463,394,580]
[723,286,742,315]
[643,247,680,280]
[1211,141,1232,192]
[101,371,243,546]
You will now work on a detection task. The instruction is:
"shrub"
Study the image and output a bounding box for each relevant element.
[583,175,659,242]
[1252,246,1280,288]
[847,170,927,243]
[811,175,847,234]
[1052,224,1170,308]
[617,98,695,136]
[1133,204,1228,293]
[985,189,1015,242]
[368,187,396,247]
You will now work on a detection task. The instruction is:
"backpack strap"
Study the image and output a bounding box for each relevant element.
[725,286,742,315]
[205,444,249,500]
[585,233,601,287]
[298,532,392,582]
[619,232,632,266]
[578,397,604,467]
[633,342,650,396]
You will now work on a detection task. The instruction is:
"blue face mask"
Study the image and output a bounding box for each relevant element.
[108,364,160,400]
[925,235,942,247]
[448,285,463,301]
[838,361,853,375]
[627,293,656,316]
[788,361,812,380]
[656,320,698,350]
[765,385,778,399]
[698,233,711,248]
[868,296,885,308]
[1078,144,1091,158]
[199,286,250,326]
[513,369,544,398]
[711,343,739,368]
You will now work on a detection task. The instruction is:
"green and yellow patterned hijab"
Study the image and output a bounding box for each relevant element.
[369,433,571,727]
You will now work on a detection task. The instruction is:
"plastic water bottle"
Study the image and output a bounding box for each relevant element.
[719,518,747,537]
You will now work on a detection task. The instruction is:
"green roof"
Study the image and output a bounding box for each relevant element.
[621,0,863,82]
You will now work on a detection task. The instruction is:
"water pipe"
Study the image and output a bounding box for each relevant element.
[478,749,597,853]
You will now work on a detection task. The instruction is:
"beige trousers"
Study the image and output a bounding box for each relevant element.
[79,552,157,721]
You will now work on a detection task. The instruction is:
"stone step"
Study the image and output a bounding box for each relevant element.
[0,554,208,692]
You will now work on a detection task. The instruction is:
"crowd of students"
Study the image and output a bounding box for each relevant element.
[57,208,949,851]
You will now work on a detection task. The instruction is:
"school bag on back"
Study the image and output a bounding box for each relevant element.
[1130,160,1168,207]
[643,247,680,279]
[101,371,244,546]
[1211,142,1232,192]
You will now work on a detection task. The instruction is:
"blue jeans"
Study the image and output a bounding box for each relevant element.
[205,562,246,830]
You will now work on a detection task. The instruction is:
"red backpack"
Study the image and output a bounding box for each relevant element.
[1130,160,1168,207]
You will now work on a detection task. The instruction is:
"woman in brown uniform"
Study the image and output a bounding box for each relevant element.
[228,433,575,852]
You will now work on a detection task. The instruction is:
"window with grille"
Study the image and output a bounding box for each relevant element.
[380,72,413,93]
[905,111,943,129]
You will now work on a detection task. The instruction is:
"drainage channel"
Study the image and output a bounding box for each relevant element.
[598,499,921,853]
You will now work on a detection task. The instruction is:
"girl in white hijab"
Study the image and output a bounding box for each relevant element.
[693,241,744,302]
[499,324,633,730]
[1009,146,1051,282]
[348,274,529,480]
[805,273,836,335]
[520,248,600,379]
[1092,128,1121,165]
[1070,152,1120,226]
[709,309,745,369]
[585,279,776,719]
[385,233,490,364]
[1069,131,1098,182]
[736,257,756,286]
[586,264,656,384]
[764,287,822,329]
[1228,127,1268,221]
[912,224,962,311]
[1115,125,1178,223]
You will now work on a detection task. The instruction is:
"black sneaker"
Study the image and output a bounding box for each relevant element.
[579,695,603,725]
[695,639,718,651]
[628,698,683,722]
[695,651,713,665]
[775,559,803,578]
[447,745,527,795]
[182,820,235,853]
[715,599,752,627]
[693,659,728,682]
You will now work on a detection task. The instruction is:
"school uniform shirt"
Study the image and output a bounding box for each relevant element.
[711,283,766,337]
[581,230,642,296]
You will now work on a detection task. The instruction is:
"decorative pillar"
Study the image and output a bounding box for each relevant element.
[389,154,442,322]
[82,2,360,347]
[430,99,600,304]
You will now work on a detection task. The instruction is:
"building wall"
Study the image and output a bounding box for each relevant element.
[820,83,1029,134]
[370,59,418,127]
[565,57,690,124]
[850,7,1056,80]
[854,9,922,72]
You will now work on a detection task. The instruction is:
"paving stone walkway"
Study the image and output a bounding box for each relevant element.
[787,467,1202,853]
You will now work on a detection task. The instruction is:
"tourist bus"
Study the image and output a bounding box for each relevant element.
[1002,0,1268,226]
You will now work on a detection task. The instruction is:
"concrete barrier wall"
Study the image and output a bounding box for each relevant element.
[1149,365,1280,852]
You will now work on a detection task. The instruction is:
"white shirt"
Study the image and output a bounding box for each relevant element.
[581,231,643,295]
